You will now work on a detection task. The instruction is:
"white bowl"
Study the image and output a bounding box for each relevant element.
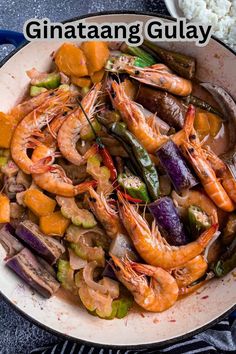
[0,11,235,350]
[164,0,184,18]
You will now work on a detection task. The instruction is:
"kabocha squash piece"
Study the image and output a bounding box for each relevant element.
[71,76,91,88]
[81,41,109,75]
[55,43,88,77]
[0,112,15,148]
[207,112,222,137]
[91,69,105,84]
[0,194,10,223]
[24,189,56,217]
[194,110,210,139]
[40,211,70,236]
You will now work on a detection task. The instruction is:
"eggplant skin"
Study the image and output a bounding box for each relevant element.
[16,220,65,265]
[149,197,189,246]
[156,140,198,192]
[6,248,60,298]
[136,86,186,130]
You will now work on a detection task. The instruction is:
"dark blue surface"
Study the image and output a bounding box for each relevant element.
[0,2,168,353]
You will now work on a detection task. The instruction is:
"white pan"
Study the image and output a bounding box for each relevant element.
[0,12,235,350]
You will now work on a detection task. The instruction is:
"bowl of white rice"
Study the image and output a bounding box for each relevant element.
[164,0,236,51]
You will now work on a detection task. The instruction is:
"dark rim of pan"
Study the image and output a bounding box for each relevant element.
[0,10,235,351]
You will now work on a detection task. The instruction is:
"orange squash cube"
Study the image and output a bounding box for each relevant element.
[0,112,15,148]
[55,43,88,77]
[24,189,56,217]
[0,194,10,223]
[40,211,70,236]
[81,41,109,75]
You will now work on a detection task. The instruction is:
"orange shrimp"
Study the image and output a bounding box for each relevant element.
[57,83,101,166]
[205,148,236,203]
[172,255,208,288]
[182,141,235,212]
[118,192,218,269]
[112,81,169,153]
[111,256,179,312]
[87,187,126,239]
[110,60,192,96]
[9,90,55,124]
[11,89,71,174]
[31,144,96,196]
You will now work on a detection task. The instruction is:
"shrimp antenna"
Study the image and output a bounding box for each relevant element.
[78,100,104,148]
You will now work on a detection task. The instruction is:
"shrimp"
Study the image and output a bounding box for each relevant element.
[110,60,192,96]
[172,190,218,224]
[204,148,236,203]
[11,89,71,174]
[9,90,55,124]
[118,192,218,269]
[112,81,169,153]
[58,83,101,166]
[87,187,126,239]
[182,141,235,212]
[31,144,96,196]
[172,255,208,288]
[111,256,179,312]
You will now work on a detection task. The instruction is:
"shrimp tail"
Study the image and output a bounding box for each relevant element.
[29,155,54,174]
[198,224,218,247]
[75,180,98,194]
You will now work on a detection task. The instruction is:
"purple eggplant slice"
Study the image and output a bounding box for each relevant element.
[6,248,60,298]
[16,220,65,264]
[156,140,198,192]
[148,197,189,246]
[0,224,23,257]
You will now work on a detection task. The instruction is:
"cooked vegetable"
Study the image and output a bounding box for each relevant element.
[69,249,87,270]
[156,140,198,192]
[143,40,196,79]
[16,220,65,264]
[80,119,101,141]
[81,41,110,75]
[57,259,77,293]
[6,247,60,298]
[213,237,236,277]
[55,43,88,77]
[91,69,105,84]
[136,86,186,129]
[0,223,23,257]
[71,76,91,88]
[1,160,19,177]
[24,189,56,217]
[31,72,61,89]
[39,211,70,237]
[111,122,159,200]
[118,173,150,202]
[66,225,107,266]
[0,156,8,168]
[183,95,222,117]
[30,86,47,97]
[188,205,211,238]
[0,112,16,148]
[223,214,236,245]
[159,175,172,196]
[106,54,154,71]
[194,110,222,139]
[120,43,157,67]
[56,196,97,229]
[149,197,189,246]
[86,154,112,194]
[0,194,10,223]
[109,233,139,261]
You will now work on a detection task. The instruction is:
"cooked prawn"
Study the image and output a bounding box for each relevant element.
[58,83,101,166]
[112,81,169,153]
[118,192,218,269]
[31,144,96,196]
[205,148,236,203]
[111,256,179,312]
[172,190,218,224]
[9,90,55,124]
[121,63,192,96]
[182,141,235,212]
[11,89,71,174]
[172,255,208,288]
[87,187,126,239]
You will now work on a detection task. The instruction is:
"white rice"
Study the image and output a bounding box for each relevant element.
[178,0,236,51]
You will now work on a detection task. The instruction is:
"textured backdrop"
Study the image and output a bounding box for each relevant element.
[0,1,168,353]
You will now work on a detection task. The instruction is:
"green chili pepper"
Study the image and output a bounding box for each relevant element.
[111,122,159,200]
[213,237,236,277]
[183,95,222,117]
[120,43,157,67]
[118,172,150,202]
[188,205,211,238]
